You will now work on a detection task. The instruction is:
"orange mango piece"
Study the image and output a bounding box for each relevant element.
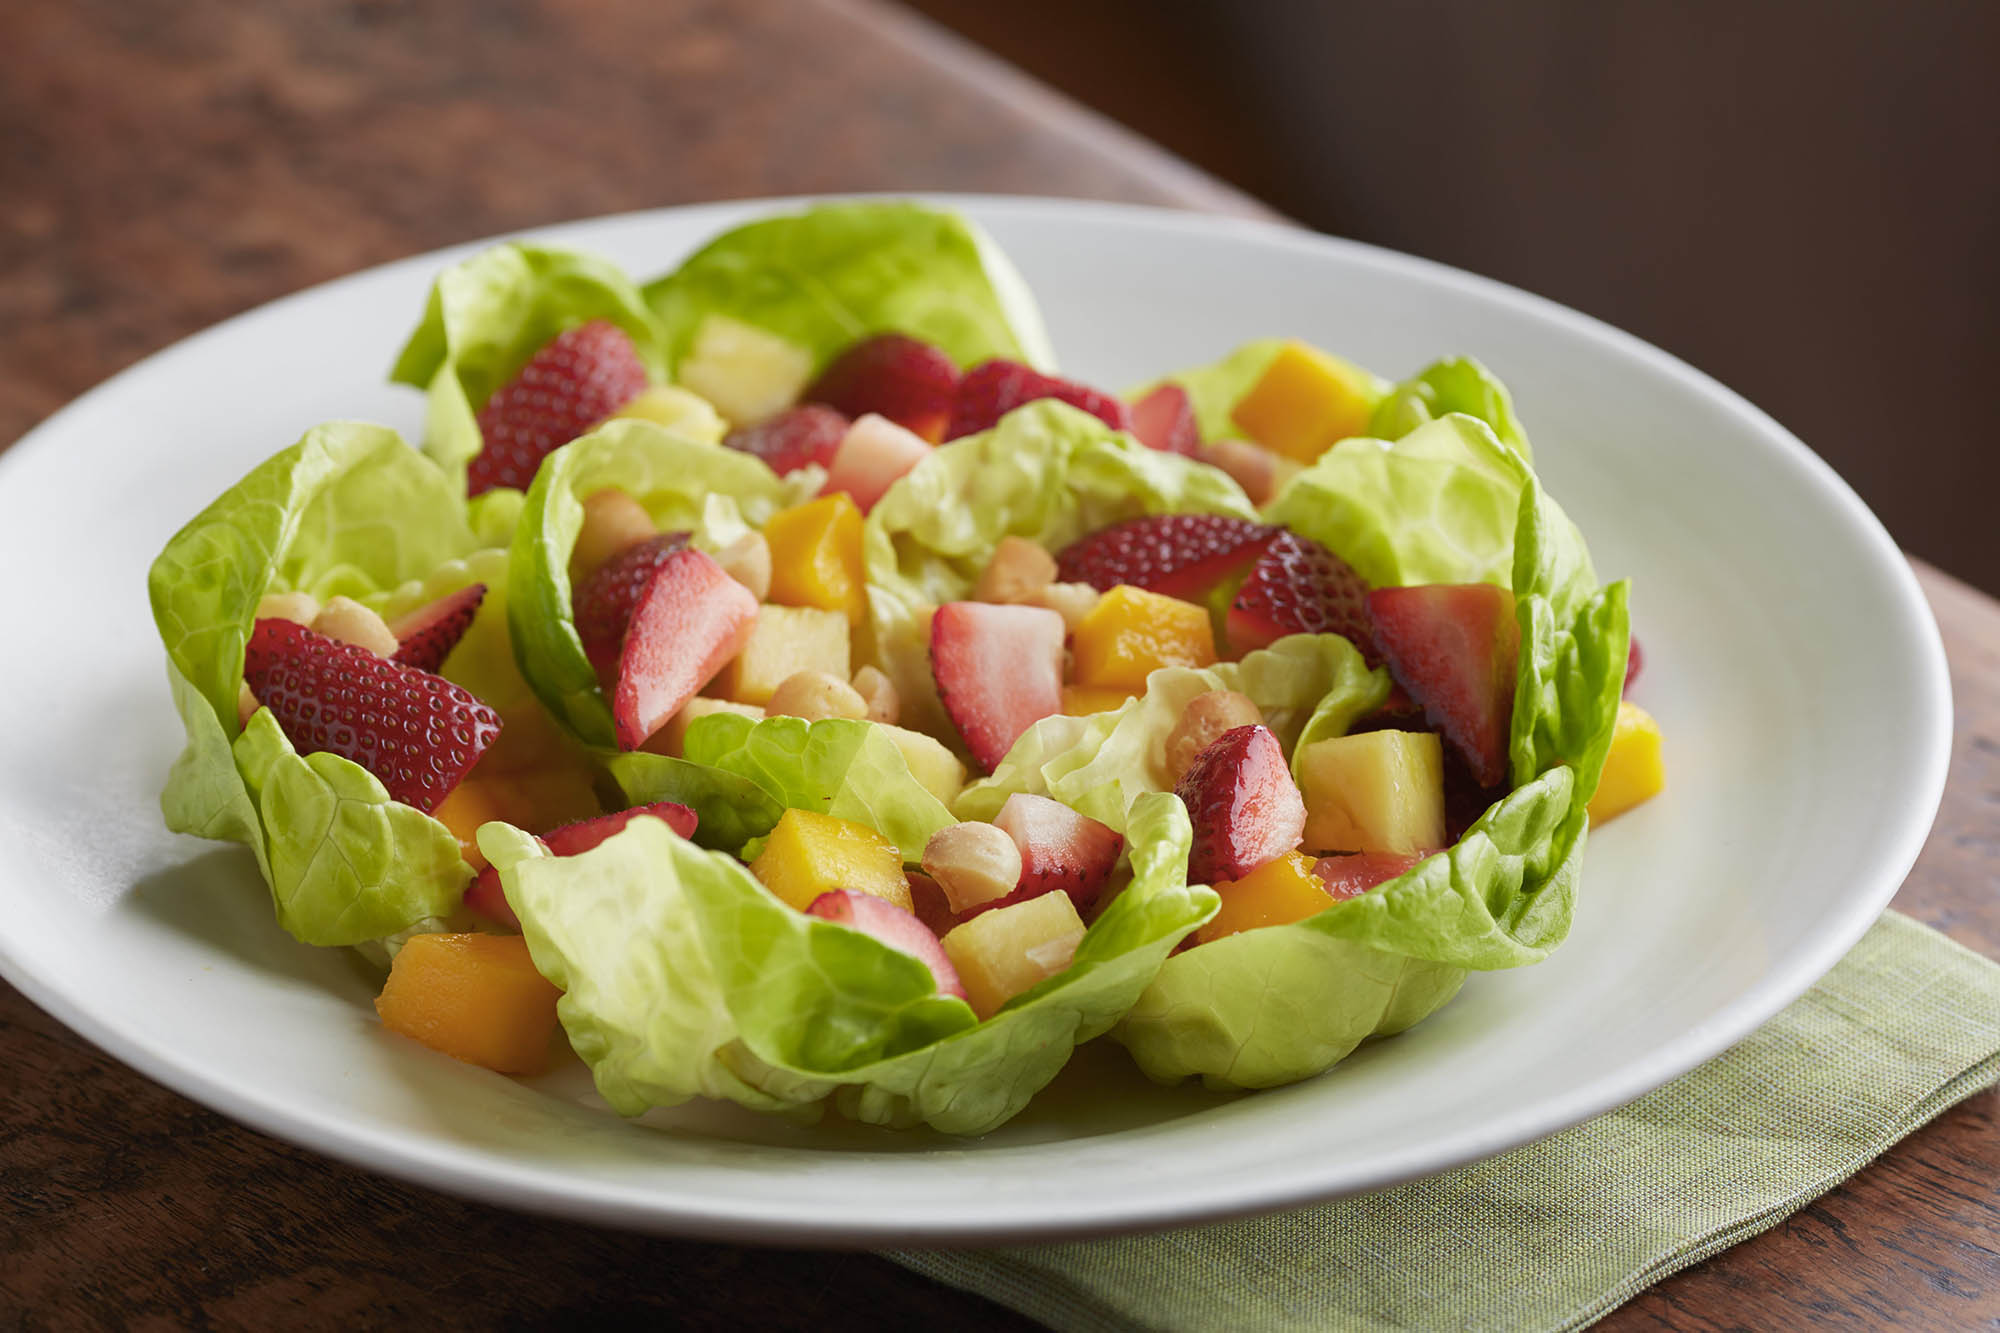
[749,808,912,913]
[432,779,514,871]
[1060,683,1137,715]
[763,493,868,625]
[1071,585,1217,691]
[1195,851,1331,945]
[1229,341,1380,464]
[1587,701,1666,824]
[375,933,562,1074]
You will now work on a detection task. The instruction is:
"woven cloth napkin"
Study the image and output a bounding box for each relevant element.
[891,910,2000,1332]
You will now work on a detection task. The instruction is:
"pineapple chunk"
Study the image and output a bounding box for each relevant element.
[763,493,868,625]
[645,696,766,757]
[941,891,1086,1019]
[1196,850,1332,945]
[1229,340,1382,463]
[1588,701,1665,824]
[374,933,561,1074]
[880,724,967,806]
[611,383,727,444]
[750,809,912,913]
[716,604,849,705]
[1071,585,1216,691]
[676,314,814,426]
[1298,729,1445,854]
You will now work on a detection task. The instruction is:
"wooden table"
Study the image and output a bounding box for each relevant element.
[2,1,1992,1326]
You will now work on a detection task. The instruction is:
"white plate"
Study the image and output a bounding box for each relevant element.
[0,197,1950,1246]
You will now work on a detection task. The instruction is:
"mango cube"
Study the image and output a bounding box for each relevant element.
[763,493,869,625]
[1297,729,1445,854]
[432,779,514,871]
[750,808,912,913]
[1071,585,1216,691]
[374,933,562,1074]
[1195,850,1331,945]
[1060,683,1136,715]
[942,891,1086,1019]
[1588,700,1665,824]
[880,724,968,806]
[1229,341,1381,463]
[716,604,849,704]
[645,696,766,757]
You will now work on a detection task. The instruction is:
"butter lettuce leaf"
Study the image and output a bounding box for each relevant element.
[390,242,668,485]
[489,792,1214,1134]
[1369,356,1532,463]
[642,200,1054,376]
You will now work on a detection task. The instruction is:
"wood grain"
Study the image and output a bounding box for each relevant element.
[0,1,1993,1328]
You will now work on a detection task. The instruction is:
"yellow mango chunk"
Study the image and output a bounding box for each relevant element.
[432,779,514,871]
[1588,700,1665,824]
[1071,585,1216,691]
[375,933,562,1074]
[750,808,912,913]
[1229,341,1380,463]
[942,891,1086,1019]
[1196,851,1332,945]
[1060,684,1136,715]
[763,493,869,626]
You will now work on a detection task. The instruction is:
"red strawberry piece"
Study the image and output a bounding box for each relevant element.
[1127,383,1200,456]
[1055,514,1277,600]
[806,891,967,1000]
[389,583,487,674]
[1367,583,1521,788]
[1227,531,1374,659]
[1624,633,1643,696]
[1174,724,1306,885]
[820,413,933,512]
[990,792,1125,913]
[1349,680,1428,735]
[242,618,501,815]
[905,871,959,939]
[468,321,649,496]
[805,333,960,444]
[945,359,1134,440]
[723,403,850,476]
[929,601,1066,772]
[465,801,697,926]
[572,531,691,674]
[1313,851,1430,900]
[612,548,760,750]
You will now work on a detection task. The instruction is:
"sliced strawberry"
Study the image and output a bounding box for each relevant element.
[1128,383,1200,456]
[1174,724,1306,885]
[1624,633,1643,696]
[1313,851,1430,900]
[723,403,850,476]
[243,618,500,814]
[930,601,1066,772]
[1227,531,1374,659]
[1054,514,1277,600]
[1349,679,1428,735]
[389,583,487,674]
[464,801,698,926]
[613,549,760,750]
[820,413,932,512]
[468,320,649,496]
[945,360,1134,440]
[572,532,691,674]
[991,792,1124,912]
[905,871,959,940]
[805,333,960,444]
[1367,583,1520,788]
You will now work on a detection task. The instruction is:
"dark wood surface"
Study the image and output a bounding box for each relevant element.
[0,1,1992,1328]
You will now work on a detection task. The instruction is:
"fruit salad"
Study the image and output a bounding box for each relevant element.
[148,200,1662,1135]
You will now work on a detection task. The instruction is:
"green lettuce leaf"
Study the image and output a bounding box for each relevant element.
[506,419,796,748]
[148,422,491,946]
[602,751,788,856]
[863,399,1257,738]
[488,791,1214,1134]
[390,242,668,484]
[642,200,1055,376]
[1369,356,1533,462]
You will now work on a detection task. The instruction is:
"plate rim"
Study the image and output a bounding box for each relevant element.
[0,192,1955,1246]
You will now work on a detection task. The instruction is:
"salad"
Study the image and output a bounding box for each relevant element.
[148,201,1663,1134]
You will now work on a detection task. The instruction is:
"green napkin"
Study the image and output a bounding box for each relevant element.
[892,910,2000,1332]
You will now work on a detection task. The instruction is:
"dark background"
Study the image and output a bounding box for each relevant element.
[906,0,2000,593]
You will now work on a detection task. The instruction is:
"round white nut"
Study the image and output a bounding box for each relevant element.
[254,590,320,625]
[1164,689,1264,784]
[712,530,773,602]
[311,596,399,657]
[766,670,868,722]
[851,664,900,725]
[570,488,657,581]
[922,821,1024,916]
[1035,582,1102,633]
[236,682,260,729]
[1200,439,1299,508]
[974,535,1058,605]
